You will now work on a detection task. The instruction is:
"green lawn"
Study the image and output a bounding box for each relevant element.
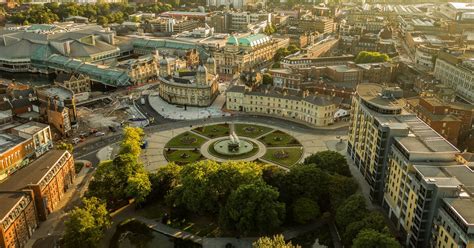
[234,124,273,138]
[165,132,207,148]
[259,130,301,147]
[262,148,304,167]
[165,149,203,165]
[193,124,229,138]
[207,140,259,160]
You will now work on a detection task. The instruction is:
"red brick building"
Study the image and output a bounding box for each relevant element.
[406,96,473,150]
[0,150,75,222]
[0,133,35,180]
[0,191,38,248]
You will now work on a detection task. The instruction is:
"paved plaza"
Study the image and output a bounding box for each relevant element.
[140,120,347,172]
[147,83,230,120]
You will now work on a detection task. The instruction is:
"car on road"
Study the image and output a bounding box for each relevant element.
[95,131,106,137]
[72,137,81,144]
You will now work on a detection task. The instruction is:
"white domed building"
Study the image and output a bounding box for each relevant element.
[158,60,219,107]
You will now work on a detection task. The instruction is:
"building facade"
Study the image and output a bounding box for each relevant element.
[226,86,336,127]
[0,134,34,180]
[214,34,289,77]
[158,60,219,107]
[11,122,53,158]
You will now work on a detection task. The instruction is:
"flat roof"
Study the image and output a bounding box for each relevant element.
[396,115,459,153]
[0,150,68,191]
[357,83,404,110]
[39,86,73,100]
[0,192,27,221]
[12,121,49,135]
[444,198,474,225]
[0,133,26,154]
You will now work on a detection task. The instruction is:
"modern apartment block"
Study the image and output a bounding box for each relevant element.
[347,83,408,203]
[348,83,474,248]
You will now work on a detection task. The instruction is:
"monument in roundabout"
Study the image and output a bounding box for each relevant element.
[212,127,254,157]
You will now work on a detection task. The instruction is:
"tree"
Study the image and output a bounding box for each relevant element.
[278,165,330,206]
[220,183,285,234]
[262,73,273,85]
[57,142,74,153]
[304,150,351,177]
[352,229,400,248]
[146,163,181,203]
[335,194,368,229]
[287,45,300,54]
[343,212,388,247]
[292,197,320,224]
[264,24,276,35]
[253,235,300,248]
[355,51,390,64]
[167,160,263,214]
[63,197,111,248]
[97,16,108,26]
[328,174,358,209]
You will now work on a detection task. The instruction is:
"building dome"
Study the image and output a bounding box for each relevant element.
[227,35,239,45]
[206,56,215,64]
[160,57,168,65]
[197,64,207,73]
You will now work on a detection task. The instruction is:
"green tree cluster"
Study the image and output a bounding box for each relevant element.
[335,194,400,248]
[87,127,151,209]
[56,142,74,153]
[264,24,276,35]
[253,234,300,248]
[354,51,390,64]
[262,73,273,85]
[7,2,141,25]
[274,45,300,62]
[63,197,111,248]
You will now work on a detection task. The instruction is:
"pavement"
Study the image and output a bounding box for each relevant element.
[29,163,96,248]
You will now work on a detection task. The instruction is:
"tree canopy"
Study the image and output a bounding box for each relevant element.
[352,229,400,248]
[87,127,150,209]
[304,151,351,177]
[292,197,320,224]
[220,182,285,234]
[57,142,74,153]
[355,51,390,64]
[63,197,111,248]
[253,235,300,248]
[335,194,368,229]
[166,160,263,214]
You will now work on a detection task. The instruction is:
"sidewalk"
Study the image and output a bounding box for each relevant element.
[28,164,95,248]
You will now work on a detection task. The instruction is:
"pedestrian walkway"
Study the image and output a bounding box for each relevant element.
[147,92,230,120]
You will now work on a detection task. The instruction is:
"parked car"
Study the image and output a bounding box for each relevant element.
[89,128,98,134]
[72,137,81,144]
[95,131,106,137]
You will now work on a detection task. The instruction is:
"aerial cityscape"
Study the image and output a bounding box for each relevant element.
[0,0,472,247]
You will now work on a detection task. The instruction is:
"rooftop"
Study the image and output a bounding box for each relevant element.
[0,133,26,154]
[0,192,28,221]
[0,150,68,191]
[444,198,474,225]
[12,121,49,135]
[357,83,405,110]
[37,86,73,100]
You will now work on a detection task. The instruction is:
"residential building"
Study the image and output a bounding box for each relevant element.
[11,122,53,158]
[0,191,38,248]
[0,133,34,180]
[406,96,474,151]
[280,55,354,69]
[158,59,219,107]
[288,17,334,34]
[433,50,474,104]
[439,2,474,21]
[206,0,266,9]
[160,11,210,22]
[144,17,200,34]
[0,150,75,221]
[36,85,77,134]
[226,86,337,127]
[54,73,91,94]
[348,83,409,203]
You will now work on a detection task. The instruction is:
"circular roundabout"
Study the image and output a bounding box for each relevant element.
[163,123,304,167]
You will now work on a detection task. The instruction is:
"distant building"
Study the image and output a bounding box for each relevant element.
[206,0,266,9]
[117,53,160,85]
[36,86,77,135]
[55,73,91,94]
[214,34,289,77]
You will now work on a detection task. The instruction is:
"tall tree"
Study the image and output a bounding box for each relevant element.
[56,142,74,153]
[304,150,351,177]
[253,235,300,248]
[335,194,368,229]
[343,212,388,247]
[352,229,400,248]
[63,197,111,248]
[220,183,285,234]
[292,197,320,224]
[146,163,181,202]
